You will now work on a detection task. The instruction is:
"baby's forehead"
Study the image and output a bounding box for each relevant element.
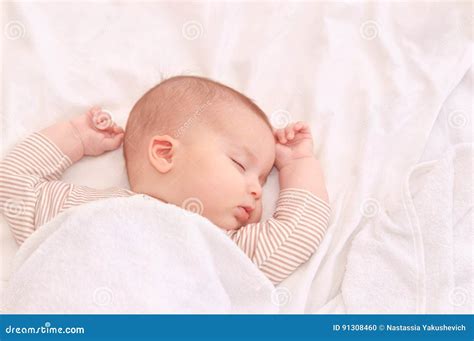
[210,98,272,131]
[214,114,276,163]
[214,113,273,145]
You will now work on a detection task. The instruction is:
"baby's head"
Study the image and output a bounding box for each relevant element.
[124,76,275,230]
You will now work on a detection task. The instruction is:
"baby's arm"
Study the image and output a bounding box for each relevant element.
[0,107,126,244]
[227,122,330,285]
[274,122,328,202]
[40,107,125,162]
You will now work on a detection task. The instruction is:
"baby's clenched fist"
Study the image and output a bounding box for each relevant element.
[70,106,125,157]
[274,121,314,170]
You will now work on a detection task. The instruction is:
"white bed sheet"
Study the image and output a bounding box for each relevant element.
[1,1,472,312]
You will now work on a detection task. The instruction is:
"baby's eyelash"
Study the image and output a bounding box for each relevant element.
[231,158,246,171]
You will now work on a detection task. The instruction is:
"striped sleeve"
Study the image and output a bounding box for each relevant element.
[0,132,133,245]
[226,188,331,285]
[0,133,72,244]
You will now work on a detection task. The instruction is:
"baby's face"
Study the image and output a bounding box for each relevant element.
[169,106,275,230]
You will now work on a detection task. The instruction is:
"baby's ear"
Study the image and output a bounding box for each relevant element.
[148,135,179,173]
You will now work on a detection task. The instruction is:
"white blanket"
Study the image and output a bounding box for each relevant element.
[1,2,472,313]
[3,195,278,313]
[342,143,473,313]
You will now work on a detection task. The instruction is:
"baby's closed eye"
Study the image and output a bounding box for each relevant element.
[229,152,269,186]
[231,157,246,171]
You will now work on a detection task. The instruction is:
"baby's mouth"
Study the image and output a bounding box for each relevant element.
[235,206,251,222]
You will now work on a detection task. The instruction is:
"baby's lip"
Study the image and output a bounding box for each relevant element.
[236,206,252,222]
[240,205,254,214]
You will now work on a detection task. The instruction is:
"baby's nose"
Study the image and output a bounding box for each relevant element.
[250,185,262,199]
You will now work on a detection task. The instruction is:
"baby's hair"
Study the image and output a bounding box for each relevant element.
[123,75,271,185]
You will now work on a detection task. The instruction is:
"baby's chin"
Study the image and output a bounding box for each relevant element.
[207,215,243,232]
[204,210,259,231]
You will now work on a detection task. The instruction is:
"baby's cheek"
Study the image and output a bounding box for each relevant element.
[252,203,263,222]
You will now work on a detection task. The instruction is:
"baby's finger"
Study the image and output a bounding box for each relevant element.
[275,129,287,144]
[102,132,124,151]
[112,124,125,134]
[285,123,296,140]
[294,121,310,133]
[104,122,124,134]
[87,106,102,119]
[294,121,303,131]
[91,106,102,114]
[92,110,114,131]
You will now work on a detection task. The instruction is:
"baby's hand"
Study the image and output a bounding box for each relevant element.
[70,107,124,157]
[274,121,314,170]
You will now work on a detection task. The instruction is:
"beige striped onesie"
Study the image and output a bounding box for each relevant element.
[0,133,331,285]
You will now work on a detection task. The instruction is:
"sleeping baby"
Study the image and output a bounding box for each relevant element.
[0,76,330,285]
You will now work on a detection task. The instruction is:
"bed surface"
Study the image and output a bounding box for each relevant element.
[1,1,471,312]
